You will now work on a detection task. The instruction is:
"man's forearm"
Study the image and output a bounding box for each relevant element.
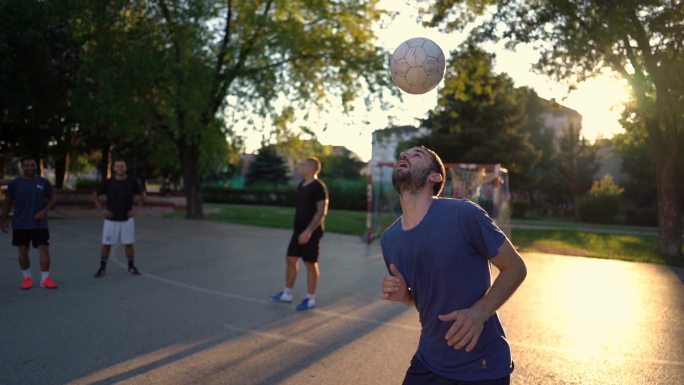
[473,263,526,318]
[44,197,56,211]
[305,210,325,232]
[1,199,10,221]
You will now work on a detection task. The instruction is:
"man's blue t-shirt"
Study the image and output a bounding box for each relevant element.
[380,198,510,381]
[7,176,54,230]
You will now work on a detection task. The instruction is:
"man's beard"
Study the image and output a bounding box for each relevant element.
[392,166,430,194]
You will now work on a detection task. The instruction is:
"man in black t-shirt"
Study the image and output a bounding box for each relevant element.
[270,157,329,311]
[93,159,144,277]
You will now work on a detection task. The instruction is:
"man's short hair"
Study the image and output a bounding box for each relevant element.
[421,146,446,196]
[20,156,37,164]
[307,157,321,175]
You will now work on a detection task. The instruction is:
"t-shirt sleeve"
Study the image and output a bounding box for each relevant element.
[132,178,142,195]
[43,179,53,198]
[6,180,16,199]
[460,199,506,259]
[97,180,108,196]
[314,181,328,202]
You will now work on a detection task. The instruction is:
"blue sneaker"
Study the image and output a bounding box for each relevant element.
[270,291,293,303]
[296,298,315,311]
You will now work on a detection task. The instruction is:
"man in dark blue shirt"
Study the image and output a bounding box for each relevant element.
[1,156,58,289]
[381,146,527,385]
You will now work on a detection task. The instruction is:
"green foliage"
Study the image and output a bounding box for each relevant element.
[423,0,683,256]
[326,178,366,211]
[75,179,98,189]
[576,174,624,224]
[588,174,624,198]
[411,43,540,179]
[203,185,295,206]
[511,200,529,219]
[245,145,289,186]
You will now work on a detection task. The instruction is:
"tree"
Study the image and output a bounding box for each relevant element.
[425,0,684,258]
[151,0,390,218]
[246,145,289,187]
[0,0,80,188]
[406,44,540,182]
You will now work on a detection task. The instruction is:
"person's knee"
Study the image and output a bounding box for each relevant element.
[304,261,319,270]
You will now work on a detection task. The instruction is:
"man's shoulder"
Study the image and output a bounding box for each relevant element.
[380,218,402,242]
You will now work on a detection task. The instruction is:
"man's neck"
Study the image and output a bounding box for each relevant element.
[302,175,317,185]
[399,188,434,230]
[114,174,127,181]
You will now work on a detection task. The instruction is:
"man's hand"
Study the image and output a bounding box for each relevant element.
[1,220,9,233]
[127,207,138,218]
[34,210,47,221]
[101,209,113,219]
[438,307,487,352]
[298,229,312,244]
[382,263,410,303]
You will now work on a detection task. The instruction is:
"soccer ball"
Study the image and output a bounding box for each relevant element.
[390,37,446,94]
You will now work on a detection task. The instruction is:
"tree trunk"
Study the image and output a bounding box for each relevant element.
[54,151,70,190]
[181,143,204,219]
[98,142,112,184]
[656,150,683,259]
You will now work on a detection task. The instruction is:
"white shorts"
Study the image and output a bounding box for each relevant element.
[101,219,135,245]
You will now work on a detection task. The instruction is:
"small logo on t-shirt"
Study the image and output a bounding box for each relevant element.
[481,359,488,369]
[36,184,44,190]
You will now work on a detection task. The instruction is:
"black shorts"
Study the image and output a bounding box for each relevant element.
[287,228,323,263]
[403,355,510,385]
[12,229,50,248]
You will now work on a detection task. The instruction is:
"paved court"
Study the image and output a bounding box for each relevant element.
[1,215,683,384]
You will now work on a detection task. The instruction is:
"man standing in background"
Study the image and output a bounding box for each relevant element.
[93,159,144,277]
[1,156,58,289]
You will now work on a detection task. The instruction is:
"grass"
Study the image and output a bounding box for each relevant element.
[171,204,683,267]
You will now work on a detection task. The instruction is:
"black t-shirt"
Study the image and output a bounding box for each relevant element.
[293,179,328,233]
[98,176,142,221]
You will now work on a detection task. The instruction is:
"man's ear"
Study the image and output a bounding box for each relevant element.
[429,172,443,184]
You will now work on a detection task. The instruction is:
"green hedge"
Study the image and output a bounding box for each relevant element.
[511,200,530,219]
[624,208,658,227]
[576,195,621,224]
[202,178,366,211]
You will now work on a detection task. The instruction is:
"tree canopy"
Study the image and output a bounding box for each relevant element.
[424,0,683,257]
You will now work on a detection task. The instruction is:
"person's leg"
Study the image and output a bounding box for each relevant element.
[286,256,299,288]
[17,245,30,270]
[95,220,114,277]
[125,244,140,275]
[35,229,57,288]
[270,256,298,302]
[122,219,139,275]
[304,261,319,297]
[37,244,56,288]
[17,245,32,289]
[38,244,50,272]
[13,230,32,288]
[295,229,322,310]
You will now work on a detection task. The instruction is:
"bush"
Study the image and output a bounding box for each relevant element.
[576,195,621,223]
[76,179,99,189]
[624,208,658,227]
[202,178,367,211]
[511,200,529,219]
[203,185,295,206]
[577,174,624,224]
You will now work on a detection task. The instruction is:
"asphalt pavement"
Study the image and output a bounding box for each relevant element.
[1,214,682,385]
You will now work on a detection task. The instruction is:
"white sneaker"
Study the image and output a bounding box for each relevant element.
[270,291,293,303]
